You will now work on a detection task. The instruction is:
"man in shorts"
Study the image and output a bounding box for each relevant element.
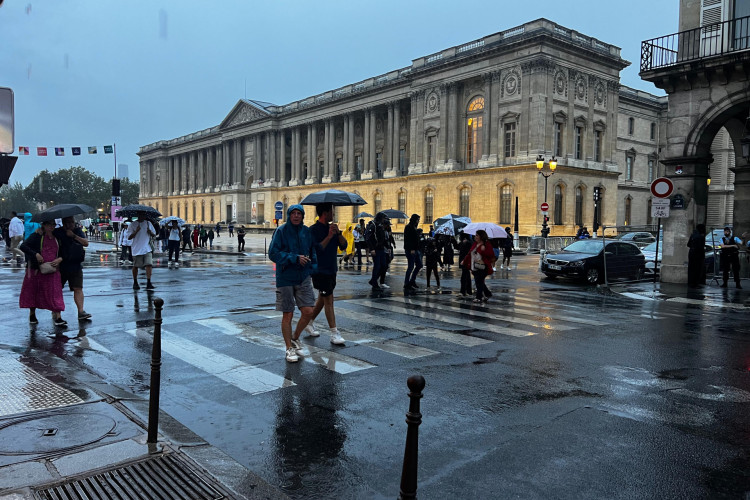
[305,203,347,346]
[126,212,157,290]
[269,204,318,363]
[54,216,91,321]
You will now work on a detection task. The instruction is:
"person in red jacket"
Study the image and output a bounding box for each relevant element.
[462,229,494,303]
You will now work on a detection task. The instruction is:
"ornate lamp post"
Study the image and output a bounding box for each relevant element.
[536,155,557,238]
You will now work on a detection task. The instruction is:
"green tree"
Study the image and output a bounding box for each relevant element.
[24,166,109,214]
[120,178,140,205]
[0,182,37,218]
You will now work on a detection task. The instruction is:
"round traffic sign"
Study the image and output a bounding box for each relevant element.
[540,202,549,212]
[650,177,674,198]
[274,201,283,211]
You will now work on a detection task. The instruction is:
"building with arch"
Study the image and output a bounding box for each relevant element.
[138,18,737,239]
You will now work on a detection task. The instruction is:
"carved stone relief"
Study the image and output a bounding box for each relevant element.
[594,81,606,107]
[502,69,521,98]
[425,91,440,114]
[554,70,567,97]
[226,104,265,127]
[574,74,587,101]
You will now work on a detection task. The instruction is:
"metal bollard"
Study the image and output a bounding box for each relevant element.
[147,297,164,444]
[398,375,425,500]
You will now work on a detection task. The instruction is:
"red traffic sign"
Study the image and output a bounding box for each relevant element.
[540,202,549,212]
[650,177,674,198]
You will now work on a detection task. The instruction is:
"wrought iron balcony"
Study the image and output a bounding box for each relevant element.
[641,15,750,72]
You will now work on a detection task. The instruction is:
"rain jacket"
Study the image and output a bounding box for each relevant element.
[269,204,318,287]
[23,213,40,239]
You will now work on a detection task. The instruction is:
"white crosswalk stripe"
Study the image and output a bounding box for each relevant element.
[128,326,296,395]
[195,318,377,373]
[348,298,537,337]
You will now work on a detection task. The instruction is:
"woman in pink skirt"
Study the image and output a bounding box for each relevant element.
[19,220,66,326]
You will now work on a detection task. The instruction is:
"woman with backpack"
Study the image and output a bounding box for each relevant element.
[462,230,495,303]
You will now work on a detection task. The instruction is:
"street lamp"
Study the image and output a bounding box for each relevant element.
[536,154,557,238]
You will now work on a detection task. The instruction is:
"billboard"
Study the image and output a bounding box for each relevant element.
[0,87,13,155]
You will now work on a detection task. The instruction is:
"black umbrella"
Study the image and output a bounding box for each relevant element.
[300,189,367,206]
[31,203,95,222]
[355,211,374,219]
[116,204,162,218]
[377,208,408,219]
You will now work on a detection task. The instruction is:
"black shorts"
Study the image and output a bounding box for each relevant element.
[503,248,513,258]
[60,269,84,290]
[312,273,337,296]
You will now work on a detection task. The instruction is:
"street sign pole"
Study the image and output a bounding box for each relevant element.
[653,218,661,286]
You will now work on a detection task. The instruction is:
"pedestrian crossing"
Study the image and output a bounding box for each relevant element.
[121,287,675,399]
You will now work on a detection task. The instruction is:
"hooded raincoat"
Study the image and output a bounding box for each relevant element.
[269,204,318,287]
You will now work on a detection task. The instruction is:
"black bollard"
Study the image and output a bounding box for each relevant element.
[147,297,164,444]
[398,374,425,500]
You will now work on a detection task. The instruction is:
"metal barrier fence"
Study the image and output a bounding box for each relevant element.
[526,236,575,254]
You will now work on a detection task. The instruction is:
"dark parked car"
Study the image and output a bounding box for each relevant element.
[541,239,646,284]
[617,232,656,247]
[642,241,717,275]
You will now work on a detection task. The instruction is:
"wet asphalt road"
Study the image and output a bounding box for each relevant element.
[1,242,750,499]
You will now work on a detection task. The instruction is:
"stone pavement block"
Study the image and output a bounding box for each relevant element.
[50,438,151,477]
[0,462,53,491]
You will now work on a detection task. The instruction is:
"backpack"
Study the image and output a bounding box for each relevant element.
[365,221,376,248]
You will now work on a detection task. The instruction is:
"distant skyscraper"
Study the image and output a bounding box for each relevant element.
[118,164,129,180]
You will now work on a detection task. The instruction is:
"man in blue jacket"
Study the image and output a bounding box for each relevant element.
[269,204,318,363]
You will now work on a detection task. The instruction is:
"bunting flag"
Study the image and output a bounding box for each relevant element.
[17,144,114,157]
[72,147,81,156]
[55,147,64,156]
[19,146,29,155]
[37,147,47,156]
[88,146,97,154]
[103,145,113,154]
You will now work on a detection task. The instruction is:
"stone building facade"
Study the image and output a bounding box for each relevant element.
[137,18,735,237]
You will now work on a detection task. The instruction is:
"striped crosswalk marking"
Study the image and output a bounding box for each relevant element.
[335,307,493,347]
[195,318,377,373]
[469,294,610,326]
[128,327,295,395]
[396,296,576,331]
[349,298,537,337]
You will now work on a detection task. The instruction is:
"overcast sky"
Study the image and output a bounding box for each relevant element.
[0,0,679,187]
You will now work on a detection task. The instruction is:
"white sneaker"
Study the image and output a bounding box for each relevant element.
[330,331,345,345]
[380,283,390,289]
[174,262,180,268]
[303,323,319,338]
[436,287,442,292]
[499,265,504,269]
[290,338,304,355]
[285,347,299,363]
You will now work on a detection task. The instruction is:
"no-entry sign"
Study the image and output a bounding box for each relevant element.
[650,177,674,198]
[540,202,549,212]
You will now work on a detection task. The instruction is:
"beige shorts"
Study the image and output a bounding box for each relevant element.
[133,253,153,268]
[275,276,315,312]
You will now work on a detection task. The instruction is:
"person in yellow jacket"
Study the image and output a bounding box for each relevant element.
[338,222,355,267]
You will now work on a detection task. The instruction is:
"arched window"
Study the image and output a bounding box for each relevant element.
[374,193,382,214]
[201,202,205,222]
[500,185,512,224]
[624,197,632,226]
[575,187,583,227]
[192,202,196,222]
[554,185,563,225]
[459,187,470,218]
[169,203,173,216]
[210,201,215,222]
[176,203,180,218]
[628,117,635,135]
[184,202,189,221]
[466,97,484,164]
[424,189,434,223]
[398,191,406,223]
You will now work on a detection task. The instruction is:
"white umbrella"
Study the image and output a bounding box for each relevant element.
[462,222,508,239]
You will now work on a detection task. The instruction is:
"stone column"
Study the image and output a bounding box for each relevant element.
[386,102,399,178]
[439,85,448,166]
[308,124,317,184]
[216,145,224,189]
[322,120,332,183]
[279,130,288,187]
[383,103,394,178]
[206,148,213,191]
[658,156,710,284]
[482,73,493,165]
[329,119,336,181]
[732,164,750,239]
[370,109,378,178]
[267,131,276,185]
[445,83,460,171]
[363,110,371,178]
[289,127,300,186]
[341,115,352,182]
[348,115,355,179]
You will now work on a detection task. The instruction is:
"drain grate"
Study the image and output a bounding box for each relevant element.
[35,453,232,499]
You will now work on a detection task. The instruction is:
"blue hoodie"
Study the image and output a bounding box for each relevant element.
[269,204,318,287]
[23,213,40,240]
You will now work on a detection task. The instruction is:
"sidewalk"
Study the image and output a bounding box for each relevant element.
[612,280,749,309]
[0,345,287,499]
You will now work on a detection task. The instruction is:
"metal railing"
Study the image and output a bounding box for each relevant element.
[641,15,750,72]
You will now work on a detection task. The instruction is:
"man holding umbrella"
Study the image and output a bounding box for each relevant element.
[305,203,347,346]
[126,212,157,290]
[54,216,91,320]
